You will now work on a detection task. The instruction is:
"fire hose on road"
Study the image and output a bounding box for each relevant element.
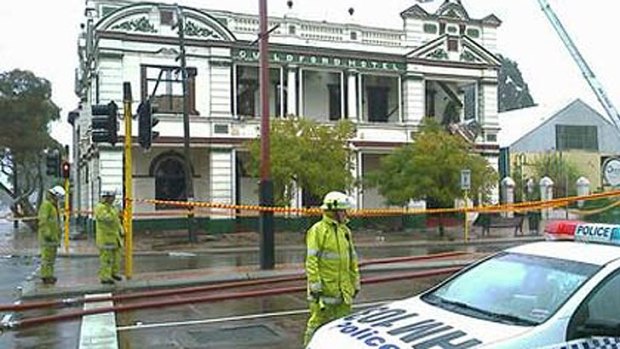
[0,266,462,331]
[0,251,470,313]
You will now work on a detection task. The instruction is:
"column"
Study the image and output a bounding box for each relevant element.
[210,149,235,220]
[347,70,358,120]
[402,73,425,125]
[347,150,362,209]
[286,66,297,116]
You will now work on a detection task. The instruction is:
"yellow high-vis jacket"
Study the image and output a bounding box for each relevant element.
[305,214,360,305]
[94,202,122,248]
[37,199,61,246]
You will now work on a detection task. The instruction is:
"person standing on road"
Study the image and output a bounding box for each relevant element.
[303,191,361,346]
[38,186,66,285]
[95,190,123,285]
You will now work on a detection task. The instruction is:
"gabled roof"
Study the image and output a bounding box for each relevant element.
[498,99,612,148]
[435,0,470,21]
[400,5,430,19]
[481,14,502,27]
[406,34,501,66]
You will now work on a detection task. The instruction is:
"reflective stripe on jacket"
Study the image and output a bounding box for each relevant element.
[37,199,61,245]
[95,202,122,248]
[305,214,360,305]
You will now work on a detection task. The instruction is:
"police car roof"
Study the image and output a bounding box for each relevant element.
[506,241,620,266]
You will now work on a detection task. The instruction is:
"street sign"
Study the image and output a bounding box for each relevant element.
[461,169,471,190]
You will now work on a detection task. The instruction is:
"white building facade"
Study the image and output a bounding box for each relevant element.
[71,0,502,231]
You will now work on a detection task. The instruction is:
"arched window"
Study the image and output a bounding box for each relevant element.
[154,156,187,209]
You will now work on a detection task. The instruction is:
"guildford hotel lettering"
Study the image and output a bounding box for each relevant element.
[233,48,405,72]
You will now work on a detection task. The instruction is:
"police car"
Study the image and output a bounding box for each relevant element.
[307,221,620,349]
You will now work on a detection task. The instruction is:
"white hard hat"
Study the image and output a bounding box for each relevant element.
[48,186,66,198]
[320,191,352,211]
[101,189,117,198]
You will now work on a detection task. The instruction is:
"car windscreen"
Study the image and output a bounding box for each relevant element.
[421,252,600,326]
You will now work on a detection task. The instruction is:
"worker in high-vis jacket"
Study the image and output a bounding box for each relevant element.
[95,190,123,284]
[303,191,361,346]
[38,185,66,285]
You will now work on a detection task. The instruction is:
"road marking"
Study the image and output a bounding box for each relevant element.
[117,300,391,331]
[79,293,118,349]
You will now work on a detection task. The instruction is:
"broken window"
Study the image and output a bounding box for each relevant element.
[302,70,342,122]
[235,66,281,117]
[141,65,197,114]
[361,75,399,123]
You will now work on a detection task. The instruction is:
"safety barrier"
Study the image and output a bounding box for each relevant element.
[4,189,620,223]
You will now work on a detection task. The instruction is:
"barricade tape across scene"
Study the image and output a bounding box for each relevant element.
[3,189,620,222]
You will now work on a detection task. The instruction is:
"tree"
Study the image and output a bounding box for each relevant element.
[366,119,497,235]
[0,69,61,230]
[529,152,581,198]
[498,55,536,112]
[245,118,356,207]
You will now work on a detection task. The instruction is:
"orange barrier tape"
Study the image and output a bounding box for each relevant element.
[3,190,620,222]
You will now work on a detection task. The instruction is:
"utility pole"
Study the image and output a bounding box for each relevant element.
[258,0,275,269]
[175,5,197,243]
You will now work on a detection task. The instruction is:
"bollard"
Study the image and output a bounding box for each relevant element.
[576,177,590,208]
[539,176,554,219]
[500,177,515,218]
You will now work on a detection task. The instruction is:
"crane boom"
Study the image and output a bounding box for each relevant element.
[538,0,620,128]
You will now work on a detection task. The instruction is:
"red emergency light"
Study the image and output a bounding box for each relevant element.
[544,220,620,245]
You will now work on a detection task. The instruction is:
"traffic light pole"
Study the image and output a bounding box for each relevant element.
[258,0,275,270]
[176,6,197,243]
[123,82,134,279]
[63,178,70,253]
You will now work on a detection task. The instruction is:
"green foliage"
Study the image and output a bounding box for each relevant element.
[245,118,356,206]
[528,153,581,198]
[0,69,61,216]
[580,197,620,224]
[366,119,497,207]
[498,55,536,112]
[0,70,60,153]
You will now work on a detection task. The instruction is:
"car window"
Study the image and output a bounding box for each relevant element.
[422,253,599,326]
[567,270,620,340]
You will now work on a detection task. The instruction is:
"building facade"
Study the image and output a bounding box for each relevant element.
[71,0,502,230]
[499,99,620,192]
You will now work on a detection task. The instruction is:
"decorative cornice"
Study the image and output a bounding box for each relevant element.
[185,20,223,40]
[111,17,156,33]
[426,48,448,60]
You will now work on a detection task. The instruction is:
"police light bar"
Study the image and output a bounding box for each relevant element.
[544,220,620,245]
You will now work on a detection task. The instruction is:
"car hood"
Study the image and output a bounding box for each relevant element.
[307,297,535,349]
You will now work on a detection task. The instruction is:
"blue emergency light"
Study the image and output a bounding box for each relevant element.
[545,220,620,245]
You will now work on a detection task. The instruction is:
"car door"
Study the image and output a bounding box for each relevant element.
[566,267,620,341]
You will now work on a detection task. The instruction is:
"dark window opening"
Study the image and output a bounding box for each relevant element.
[328,84,341,121]
[350,31,358,40]
[555,125,598,151]
[141,65,198,114]
[275,81,288,117]
[425,87,436,117]
[238,79,258,116]
[367,87,389,122]
[447,38,459,52]
[155,156,187,210]
[439,22,446,35]
[459,25,466,35]
[289,25,296,35]
[160,10,174,25]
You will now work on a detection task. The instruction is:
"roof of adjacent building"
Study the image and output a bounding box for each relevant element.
[498,98,615,148]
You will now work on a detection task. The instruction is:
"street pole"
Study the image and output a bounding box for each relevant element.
[123,82,134,279]
[63,178,70,253]
[464,189,469,242]
[176,5,197,243]
[258,0,275,270]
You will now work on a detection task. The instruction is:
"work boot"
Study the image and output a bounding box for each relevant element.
[100,279,115,285]
[42,277,57,285]
[112,275,123,282]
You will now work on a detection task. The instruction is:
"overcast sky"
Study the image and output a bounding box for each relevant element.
[0,0,618,147]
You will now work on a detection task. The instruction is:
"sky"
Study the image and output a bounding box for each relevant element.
[0,0,618,147]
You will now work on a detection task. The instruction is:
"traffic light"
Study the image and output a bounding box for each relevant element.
[45,150,60,177]
[138,100,160,150]
[91,101,118,145]
[61,161,71,179]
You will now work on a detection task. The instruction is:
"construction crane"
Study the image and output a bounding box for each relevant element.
[538,0,620,129]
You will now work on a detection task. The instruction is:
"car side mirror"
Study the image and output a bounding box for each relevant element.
[576,319,620,338]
